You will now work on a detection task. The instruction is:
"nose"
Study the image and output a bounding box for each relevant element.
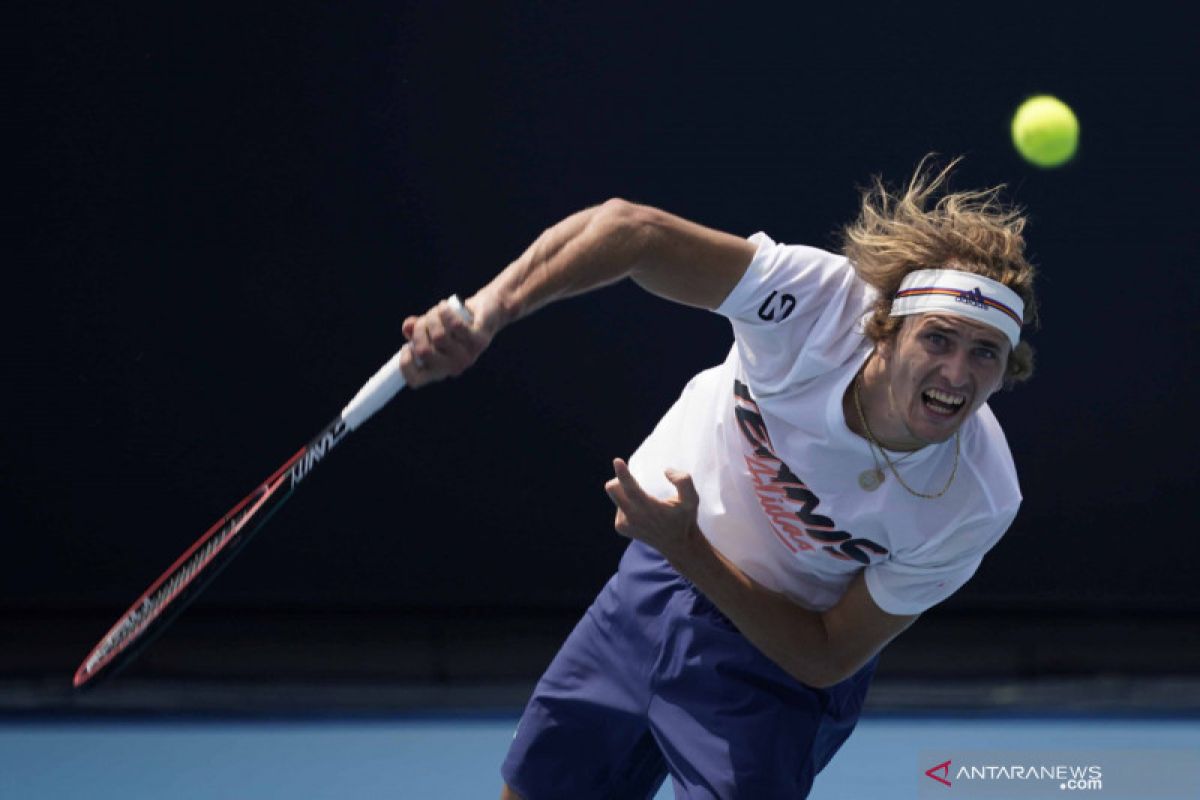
[941,351,971,388]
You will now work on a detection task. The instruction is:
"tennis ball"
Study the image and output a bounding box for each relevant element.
[1011,95,1079,168]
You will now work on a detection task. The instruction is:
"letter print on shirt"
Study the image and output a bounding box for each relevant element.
[733,380,889,565]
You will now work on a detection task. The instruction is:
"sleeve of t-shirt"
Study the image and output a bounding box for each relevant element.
[863,508,1018,616]
[715,232,873,396]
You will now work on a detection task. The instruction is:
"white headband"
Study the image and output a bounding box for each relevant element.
[889,269,1025,347]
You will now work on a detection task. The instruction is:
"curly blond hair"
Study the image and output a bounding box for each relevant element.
[840,156,1038,385]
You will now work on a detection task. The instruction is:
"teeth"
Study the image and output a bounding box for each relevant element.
[924,389,965,406]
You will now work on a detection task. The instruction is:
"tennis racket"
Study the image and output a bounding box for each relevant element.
[72,295,473,689]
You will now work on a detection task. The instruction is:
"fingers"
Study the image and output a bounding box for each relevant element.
[613,509,632,537]
[609,460,697,509]
[604,473,630,509]
[603,473,633,538]
[612,458,646,502]
[664,468,699,509]
[404,297,483,384]
[413,301,470,370]
[436,299,475,346]
[397,341,425,386]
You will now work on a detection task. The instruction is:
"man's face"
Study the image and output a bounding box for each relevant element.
[876,312,1010,445]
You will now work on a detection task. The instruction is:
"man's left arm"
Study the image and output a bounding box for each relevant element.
[606,459,917,689]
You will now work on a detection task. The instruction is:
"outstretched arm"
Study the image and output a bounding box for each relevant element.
[400,199,756,387]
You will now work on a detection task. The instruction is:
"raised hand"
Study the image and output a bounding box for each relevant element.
[604,458,700,562]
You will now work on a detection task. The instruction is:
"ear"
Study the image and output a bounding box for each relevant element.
[877,314,915,362]
[875,332,896,362]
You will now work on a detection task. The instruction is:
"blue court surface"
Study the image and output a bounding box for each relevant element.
[2,714,1197,799]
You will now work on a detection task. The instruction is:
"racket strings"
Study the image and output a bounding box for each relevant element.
[84,503,252,674]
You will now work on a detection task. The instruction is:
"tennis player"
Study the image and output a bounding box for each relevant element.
[400,158,1037,799]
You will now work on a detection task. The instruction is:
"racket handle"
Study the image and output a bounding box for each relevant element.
[339,295,473,430]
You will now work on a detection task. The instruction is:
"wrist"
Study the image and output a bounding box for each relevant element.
[658,522,709,575]
[468,284,515,337]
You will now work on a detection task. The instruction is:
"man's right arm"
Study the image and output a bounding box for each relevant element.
[401,199,757,387]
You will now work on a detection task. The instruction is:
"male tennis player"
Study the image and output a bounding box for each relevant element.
[400,159,1037,799]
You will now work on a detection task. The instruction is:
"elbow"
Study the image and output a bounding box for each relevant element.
[595,196,641,225]
[800,645,885,689]
[791,659,849,690]
[787,643,857,690]
[802,666,852,690]
[592,198,657,252]
[591,198,669,282]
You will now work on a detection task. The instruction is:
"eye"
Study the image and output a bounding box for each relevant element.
[924,332,948,348]
[973,347,999,360]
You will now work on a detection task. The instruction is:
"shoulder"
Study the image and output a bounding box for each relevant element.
[718,233,878,394]
[719,233,872,318]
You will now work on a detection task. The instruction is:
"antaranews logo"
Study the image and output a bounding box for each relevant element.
[922,749,1200,798]
[925,760,952,787]
[920,753,1107,797]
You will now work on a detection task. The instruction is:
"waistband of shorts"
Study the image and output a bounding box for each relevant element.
[620,540,740,631]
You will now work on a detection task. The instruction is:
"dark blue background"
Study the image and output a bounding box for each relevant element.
[10,4,1198,618]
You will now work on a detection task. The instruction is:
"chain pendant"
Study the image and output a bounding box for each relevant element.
[858,468,885,491]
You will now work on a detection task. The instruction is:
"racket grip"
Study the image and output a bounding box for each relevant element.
[339,295,473,430]
[340,349,406,431]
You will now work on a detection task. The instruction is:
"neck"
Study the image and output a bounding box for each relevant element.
[846,352,926,452]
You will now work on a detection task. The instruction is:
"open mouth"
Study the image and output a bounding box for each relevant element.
[921,388,966,418]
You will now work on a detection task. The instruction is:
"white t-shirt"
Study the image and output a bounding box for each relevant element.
[627,233,1021,616]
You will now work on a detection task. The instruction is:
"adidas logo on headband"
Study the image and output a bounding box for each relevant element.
[954,287,989,310]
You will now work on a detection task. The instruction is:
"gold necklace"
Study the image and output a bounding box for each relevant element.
[854,405,919,491]
[852,375,959,499]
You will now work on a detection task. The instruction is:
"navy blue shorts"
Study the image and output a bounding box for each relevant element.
[501,540,877,799]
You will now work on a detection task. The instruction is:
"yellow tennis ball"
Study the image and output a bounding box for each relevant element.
[1011,95,1079,168]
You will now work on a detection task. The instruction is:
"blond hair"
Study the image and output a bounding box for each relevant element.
[840,156,1038,385]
